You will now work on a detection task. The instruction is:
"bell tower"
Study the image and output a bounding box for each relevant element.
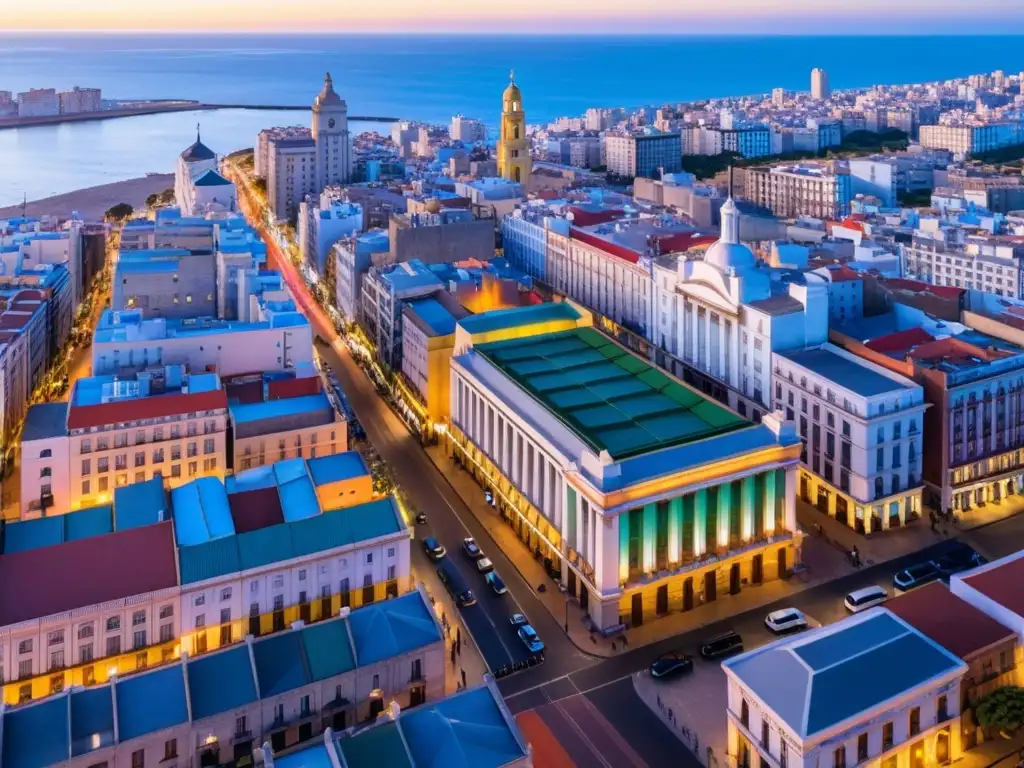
[497,71,531,184]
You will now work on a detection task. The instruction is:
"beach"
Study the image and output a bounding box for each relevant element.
[0,174,174,222]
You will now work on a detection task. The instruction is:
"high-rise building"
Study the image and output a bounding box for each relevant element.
[312,72,352,194]
[451,114,486,143]
[497,72,532,184]
[771,88,786,107]
[811,68,831,100]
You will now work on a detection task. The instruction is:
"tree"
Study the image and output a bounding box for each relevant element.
[104,203,134,221]
[145,193,159,208]
[976,687,1024,736]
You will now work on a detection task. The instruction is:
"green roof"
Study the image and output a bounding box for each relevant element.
[337,722,413,768]
[177,496,404,585]
[475,328,748,460]
[301,619,356,680]
[458,302,580,335]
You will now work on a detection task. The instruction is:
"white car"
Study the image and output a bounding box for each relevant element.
[844,585,888,613]
[764,608,808,634]
[476,557,494,574]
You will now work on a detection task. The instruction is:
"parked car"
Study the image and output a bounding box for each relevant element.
[764,609,808,634]
[414,512,428,525]
[463,537,483,558]
[649,652,693,680]
[893,562,941,592]
[700,631,744,660]
[518,625,545,653]
[476,557,495,574]
[422,537,446,561]
[844,585,888,613]
[932,549,986,578]
[509,613,529,627]
[486,571,507,595]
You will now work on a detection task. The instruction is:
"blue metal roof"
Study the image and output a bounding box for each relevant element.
[229,392,332,424]
[407,297,458,336]
[778,346,914,398]
[117,260,180,275]
[724,610,966,738]
[252,632,310,697]
[307,452,369,487]
[115,665,189,741]
[337,723,412,768]
[276,745,339,768]
[348,589,441,665]
[21,402,67,442]
[3,505,113,554]
[301,618,356,680]
[1,696,69,768]
[187,644,258,721]
[279,474,320,523]
[178,535,242,585]
[114,477,167,531]
[172,476,235,546]
[458,302,580,335]
[70,687,115,758]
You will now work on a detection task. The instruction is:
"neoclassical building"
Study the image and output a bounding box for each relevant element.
[497,72,532,183]
[174,129,237,217]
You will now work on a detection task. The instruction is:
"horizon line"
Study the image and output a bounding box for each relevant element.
[4,28,1024,36]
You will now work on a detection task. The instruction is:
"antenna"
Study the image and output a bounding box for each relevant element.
[728,166,734,199]
[21,192,26,219]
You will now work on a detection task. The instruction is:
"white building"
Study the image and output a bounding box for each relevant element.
[451,114,486,143]
[174,130,237,217]
[724,609,966,768]
[16,89,59,118]
[298,192,363,275]
[903,231,1023,298]
[920,122,1023,157]
[255,125,310,179]
[811,67,831,100]
[744,163,852,220]
[57,87,102,114]
[774,344,927,532]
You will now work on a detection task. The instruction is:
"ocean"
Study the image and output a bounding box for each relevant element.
[1,33,1023,207]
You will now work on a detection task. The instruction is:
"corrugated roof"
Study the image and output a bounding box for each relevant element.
[171,476,235,546]
[70,687,115,758]
[277,744,342,768]
[178,535,243,585]
[229,392,332,425]
[0,521,179,625]
[115,665,189,741]
[252,632,310,697]
[301,618,357,681]
[228,487,285,533]
[3,506,113,554]
[348,589,442,665]
[186,645,259,721]
[67,389,227,431]
[963,553,1024,617]
[114,477,167,531]
[338,722,413,768]
[458,302,580,335]
[1,696,69,768]
[21,402,67,442]
[307,452,369,486]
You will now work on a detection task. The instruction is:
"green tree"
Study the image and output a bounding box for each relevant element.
[145,193,159,208]
[976,687,1024,735]
[104,203,134,221]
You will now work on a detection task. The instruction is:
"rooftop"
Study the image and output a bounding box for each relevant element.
[885,582,1014,660]
[457,302,581,336]
[778,345,916,399]
[307,452,370,487]
[724,610,965,740]
[961,550,1024,618]
[21,402,67,442]
[406,296,459,336]
[473,328,747,461]
[229,391,332,425]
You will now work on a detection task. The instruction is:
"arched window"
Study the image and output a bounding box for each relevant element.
[39,449,51,458]
[513,125,520,140]
[40,467,51,478]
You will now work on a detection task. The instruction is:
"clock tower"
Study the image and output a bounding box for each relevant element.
[312,72,352,191]
[497,71,531,184]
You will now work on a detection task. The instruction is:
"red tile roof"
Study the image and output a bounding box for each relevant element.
[567,206,624,228]
[964,554,1024,618]
[886,582,1014,659]
[67,389,228,430]
[910,336,1014,364]
[570,227,640,264]
[828,266,862,283]
[0,521,179,626]
[268,375,321,401]
[883,278,964,300]
[865,327,935,354]
[228,487,285,533]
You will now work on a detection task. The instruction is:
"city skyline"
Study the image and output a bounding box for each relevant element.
[6,0,1024,33]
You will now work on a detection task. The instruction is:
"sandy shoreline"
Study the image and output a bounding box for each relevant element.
[0,174,175,223]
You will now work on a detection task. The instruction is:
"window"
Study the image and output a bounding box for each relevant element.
[300,694,311,717]
[159,605,174,619]
[80,644,94,663]
[79,623,94,639]
[204,438,215,454]
[909,706,920,736]
[411,658,422,680]
[834,746,846,768]
[194,595,205,607]
[81,459,91,475]
[132,610,146,626]
[882,721,893,750]
[82,480,91,495]
[131,749,144,768]
[195,615,206,629]
[159,624,173,643]
[780,740,788,768]
[48,630,64,646]
[761,719,769,748]
[372,673,380,690]
[18,639,32,654]
[164,739,177,760]
[938,694,948,721]
[236,715,248,735]
[50,650,65,669]
[133,630,146,650]
[106,636,121,656]
[298,569,307,581]
[858,733,868,761]
[18,660,32,679]
[220,588,232,601]
[740,698,749,727]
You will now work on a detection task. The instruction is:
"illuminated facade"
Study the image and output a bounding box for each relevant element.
[447,320,801,631]
[497,73,532,184]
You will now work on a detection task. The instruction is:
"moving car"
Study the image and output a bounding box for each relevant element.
[476,557,495,574]
[649,652,693,680]
[764,608,809,634]
[422,537,446,561]
[893,562,941,592]
[700,631,744,660]
[463,537,483,558]
[844,585,888,613]
[486,571,507,595]
[509,613,529,627]
[437,560,476,607]
[518,625,545,653]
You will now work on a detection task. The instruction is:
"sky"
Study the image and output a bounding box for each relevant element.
[8,0,1024,33]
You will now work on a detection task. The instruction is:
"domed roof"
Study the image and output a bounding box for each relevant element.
[503,70,522,105]
[181,127,215,163]
[704,197,756,273]
[314,72,346,110]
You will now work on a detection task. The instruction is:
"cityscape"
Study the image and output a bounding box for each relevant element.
[5,20,1024,768]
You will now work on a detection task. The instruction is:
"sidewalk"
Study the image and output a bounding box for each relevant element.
[954,732,1024,768]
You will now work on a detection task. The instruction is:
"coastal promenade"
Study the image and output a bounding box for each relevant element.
[0,102,399,130]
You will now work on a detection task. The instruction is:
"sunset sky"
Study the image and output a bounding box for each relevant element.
[7,0,1024,33]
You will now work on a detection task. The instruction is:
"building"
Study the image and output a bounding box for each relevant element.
[20,368,228,516]
[57,86,101,114]
[744,163,852,220]
[811,67,831,100]
[920,122,1023,157]
[228,373,348,471]
[91,307,313,379]
[0,589,444,767]
[811,264,864,324]
[173,130,237,217]
[264,74,353,224]
[114,247,218,319]
[724,609,966,768]
[451,114,486,143]
[0,216,92,314]
[774,344,927,532]
[16,88,59,118]
[497,73,532,184]
[602,130,682,179]
[501,202,572,280]
[388,209,495,266]
[903,232,1024,299]
[887,581,1019,748]
[448,320,803,630]
[453,177,524,219]
[360,260,444,368]
[400,293,469,427]
[333,230,390,323]
[720,127,772,159]
[255,125,311,179]
[298,192,363,276]
[848,152,950,208]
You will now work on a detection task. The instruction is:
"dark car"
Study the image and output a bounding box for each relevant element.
[650,652,693,680]
[893,561,941,592]
[422,537,446,561]
[463,537,483,558]
[700,631,744,660]
[932,549,986,578]
[414,512,428,525]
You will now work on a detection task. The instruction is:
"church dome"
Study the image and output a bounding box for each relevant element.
[503,81,522,104]
[181,129,215,163]
[704,197,756,273]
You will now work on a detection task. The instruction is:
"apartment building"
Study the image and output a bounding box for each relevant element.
[744,163,852,220]
[920,122,1023,156]
[19,368,228,517]
[774,344,927,533]
[297,192,362,276]
[451,114,486,142]
[332,229,390,322]
[57,86,102,114]
[16,89,59,118]
[602,130,682,179]
[903,232,1024,299]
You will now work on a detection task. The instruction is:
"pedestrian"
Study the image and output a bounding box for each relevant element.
[456,638,461,655]
[457,627,461,646]
[461,668,466,687]
[450,645,456,666]
[657,694,662,709]
[694,735,699,753]
[668,707,673,724]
